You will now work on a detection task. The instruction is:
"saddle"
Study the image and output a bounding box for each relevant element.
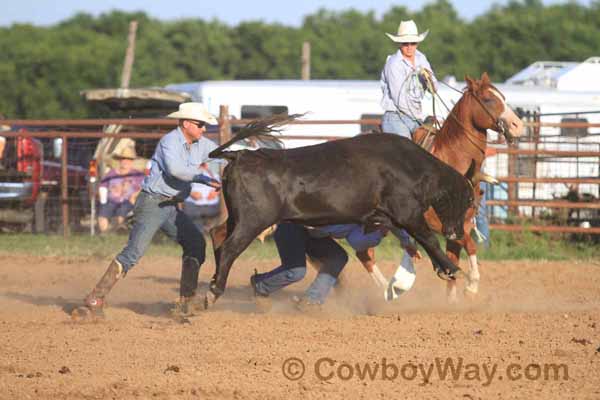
[412,116,441,152]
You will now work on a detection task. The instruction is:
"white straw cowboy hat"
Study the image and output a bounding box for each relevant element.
[167,102,218,125]
[386,20,429,43]
[113,146,137,160]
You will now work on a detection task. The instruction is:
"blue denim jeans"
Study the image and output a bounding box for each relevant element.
[381,111,420,139]
[116,191,206,272]
[253,223,348,303]
[475,182,490,248]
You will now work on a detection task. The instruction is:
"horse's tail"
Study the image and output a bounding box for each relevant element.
[209,113,303,159]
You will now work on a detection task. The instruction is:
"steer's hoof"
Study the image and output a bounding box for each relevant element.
[204,291,218,310]
[436,268,457,281]
[170,297,203,319]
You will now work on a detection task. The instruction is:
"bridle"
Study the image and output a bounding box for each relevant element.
[467,87,510,139]
[430,81,511,154]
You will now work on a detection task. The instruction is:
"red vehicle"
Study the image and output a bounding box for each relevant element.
[0,129,88,232]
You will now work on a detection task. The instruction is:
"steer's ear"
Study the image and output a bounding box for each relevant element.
[464,159,476,184]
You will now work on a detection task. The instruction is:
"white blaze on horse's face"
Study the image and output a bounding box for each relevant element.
[489,88,525,140]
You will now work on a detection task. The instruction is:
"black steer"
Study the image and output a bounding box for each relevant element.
[206,130,475,306]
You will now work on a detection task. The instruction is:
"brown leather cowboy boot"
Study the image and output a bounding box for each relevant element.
[171,257,202,317]
[73,259,124,320]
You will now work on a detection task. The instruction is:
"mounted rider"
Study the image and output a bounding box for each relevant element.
[380,19,438,139]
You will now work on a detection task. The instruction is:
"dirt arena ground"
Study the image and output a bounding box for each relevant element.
[0,253,599,399]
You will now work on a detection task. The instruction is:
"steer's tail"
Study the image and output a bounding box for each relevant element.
[209,113,303,160]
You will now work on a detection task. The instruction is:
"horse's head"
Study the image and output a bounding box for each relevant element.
[465,73,524,143]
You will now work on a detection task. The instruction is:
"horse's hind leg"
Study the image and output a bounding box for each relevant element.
[463,234,480,297]
[445,239,462,303]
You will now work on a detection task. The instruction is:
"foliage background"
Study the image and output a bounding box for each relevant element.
[2,0,600,118]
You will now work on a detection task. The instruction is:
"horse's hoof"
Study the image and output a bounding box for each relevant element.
[464,279,479,292]
[463,286,479,301]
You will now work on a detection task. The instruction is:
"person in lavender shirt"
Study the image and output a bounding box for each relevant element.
[97,146,145,233]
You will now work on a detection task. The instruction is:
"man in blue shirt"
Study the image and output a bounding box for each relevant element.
[380,20,438,139]
[75,103,221,320]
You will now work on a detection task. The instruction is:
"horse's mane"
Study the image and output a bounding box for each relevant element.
[432,91,469,149]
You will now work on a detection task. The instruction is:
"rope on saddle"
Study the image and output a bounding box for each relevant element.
[415,117,438,152]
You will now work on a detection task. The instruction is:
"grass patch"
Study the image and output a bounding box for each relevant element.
[477,230,600,261]
[0,231,597,262]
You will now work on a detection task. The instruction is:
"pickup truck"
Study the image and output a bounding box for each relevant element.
[0,127,88,232]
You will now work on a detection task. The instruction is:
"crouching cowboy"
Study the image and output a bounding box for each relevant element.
[250,223,420,309]
[73,103,221,320]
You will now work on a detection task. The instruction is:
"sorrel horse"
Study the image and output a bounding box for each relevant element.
[363,72,524,302]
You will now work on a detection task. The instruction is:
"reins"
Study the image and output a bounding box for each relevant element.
[390,72,507,156]
[427,77,508,155]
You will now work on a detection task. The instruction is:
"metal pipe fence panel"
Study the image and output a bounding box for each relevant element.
[0,117,598,237]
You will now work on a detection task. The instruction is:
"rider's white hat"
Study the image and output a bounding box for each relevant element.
[386,20,429,43]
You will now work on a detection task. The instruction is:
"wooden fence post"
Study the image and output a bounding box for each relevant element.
[219,105,231,145]
[120,20,138,89]
[507,142,518,217]
[302,41,311,80]
[61,135,70,237]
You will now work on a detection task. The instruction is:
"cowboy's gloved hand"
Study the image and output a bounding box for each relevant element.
[418,67,431,80]
[418,68,436,93]
[192,174,222,191]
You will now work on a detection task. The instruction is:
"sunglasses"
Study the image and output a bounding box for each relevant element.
[188,120,206,128]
